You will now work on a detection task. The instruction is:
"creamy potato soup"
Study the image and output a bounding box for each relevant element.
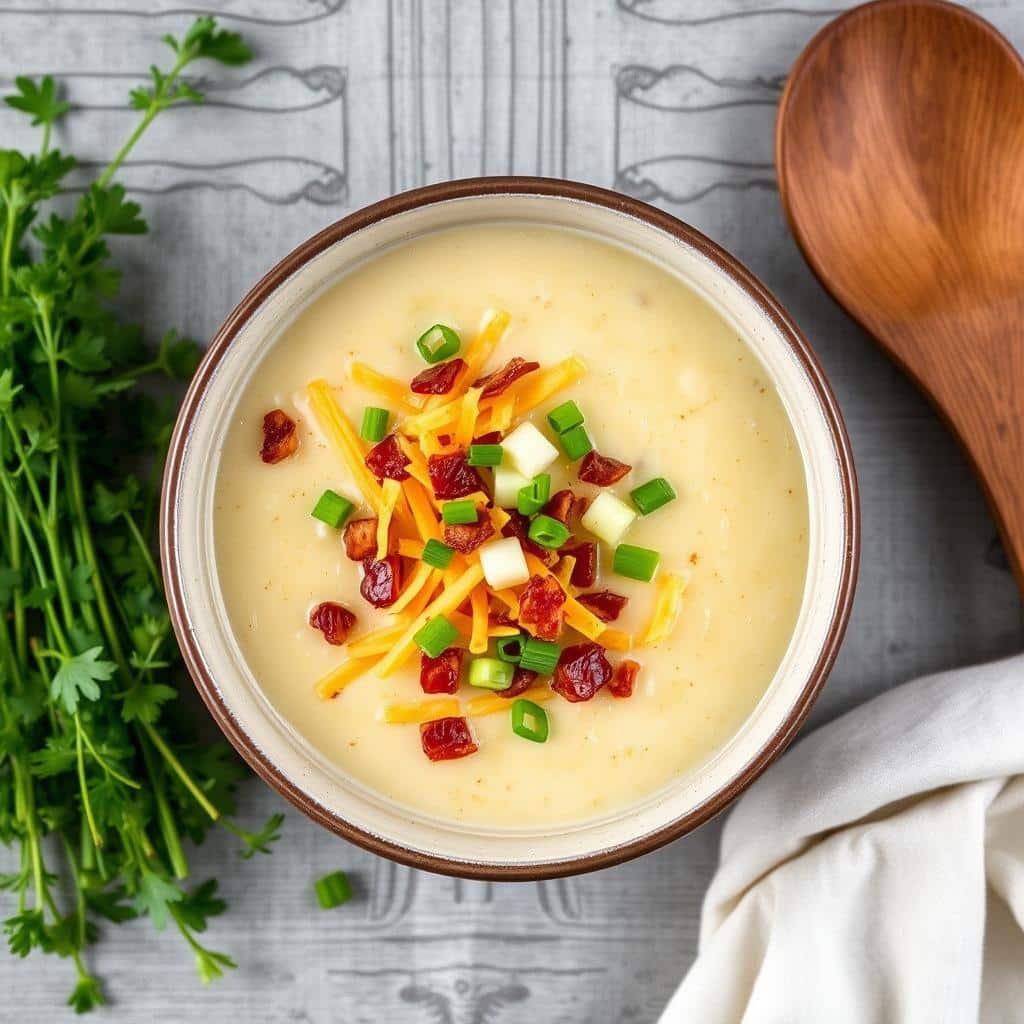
[214,224,808,828]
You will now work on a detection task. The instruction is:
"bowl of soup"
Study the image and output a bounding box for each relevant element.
[161,177,858,879]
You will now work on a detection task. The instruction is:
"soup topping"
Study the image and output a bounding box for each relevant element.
[262,310,687,762]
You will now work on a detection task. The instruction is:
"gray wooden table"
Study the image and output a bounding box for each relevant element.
[2,1,1022,1021]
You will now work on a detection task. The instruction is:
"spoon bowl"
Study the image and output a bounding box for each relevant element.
[777,0,1024,593]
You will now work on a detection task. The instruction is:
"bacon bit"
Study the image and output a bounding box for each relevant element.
[543,488,587,526]
[503,511,558,566]
[343,518,379,561]
[260,409,298,464]
[552,643,612,702]
[444,518,495,554]
[579,450,632,486]
[472,356,540,398]
[420,648,463,694]
[499,668,538,699]
[562,541,598,588]
[576,590,629,623]
[360,555,402,608]
[410,358,466,395]
[365,434,411,481]
[609,658,640,698]
[472,430,503,446]
[427,449,485,500]
[518,575,566,641]
[420,717,478,761]
[308,602,357,646]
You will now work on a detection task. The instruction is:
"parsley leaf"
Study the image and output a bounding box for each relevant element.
[175,879,227,933]
[3,76,70,127]
[133,872,182,931]
[121,682,176,725]
[4,909,50,957]
[50,647,117,714]
[67,975,105,1015]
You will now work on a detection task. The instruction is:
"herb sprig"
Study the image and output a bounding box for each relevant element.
[0,18,284,1013]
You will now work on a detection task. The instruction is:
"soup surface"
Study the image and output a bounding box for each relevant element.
[214,223,809,828]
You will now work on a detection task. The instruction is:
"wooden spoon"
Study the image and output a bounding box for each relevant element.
[777,0,1024,595]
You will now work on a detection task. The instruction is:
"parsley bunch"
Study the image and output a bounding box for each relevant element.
[0,18,284,1013]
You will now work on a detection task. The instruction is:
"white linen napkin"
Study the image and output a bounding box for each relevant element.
[658,653,1024,1024]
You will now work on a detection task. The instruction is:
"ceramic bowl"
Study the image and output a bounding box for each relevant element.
[161,177,858,880]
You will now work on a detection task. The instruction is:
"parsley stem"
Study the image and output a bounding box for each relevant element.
[66,439,129,671]
[139,731,188,879]
[3,412,75,623]
[96,50,190,191]
[140,720,220,822]
[123,510,161,590]
[78,716,141,789]
[1,192,17,298]
[0,470,70,653]
[75,716,103,849]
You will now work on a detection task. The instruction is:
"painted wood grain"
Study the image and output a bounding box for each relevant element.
[1,1,1022,1021]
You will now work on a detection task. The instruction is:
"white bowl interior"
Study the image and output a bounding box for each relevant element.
[168,194,849,868]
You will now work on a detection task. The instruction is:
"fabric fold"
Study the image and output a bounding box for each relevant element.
[659,654,1024,1024]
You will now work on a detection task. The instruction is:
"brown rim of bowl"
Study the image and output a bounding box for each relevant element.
[160,176,860,881]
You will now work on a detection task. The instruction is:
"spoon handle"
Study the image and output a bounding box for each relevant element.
[922,343,1024,596]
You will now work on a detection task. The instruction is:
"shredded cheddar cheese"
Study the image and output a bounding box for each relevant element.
[376,563,486,676]
[383,698,459,724]
[314,656,382,700]
[643,572,687,645]
[388,559,437,615]
[454,387,482,448]
[600,628,634,652]
[469,584,490,654]
[349,361,423,415]
[346,624,412,658]
[376,478,402,558]
[398,538,425,559]
[306,380,386,514]
[510,356,586,418]
[467,686,554,717]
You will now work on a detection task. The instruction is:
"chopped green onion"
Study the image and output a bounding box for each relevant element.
[479,536,531,589]
[493,465,532,508]
[517,473,551,516]
[511,699,549,743]
[613,543,661,582]
[467,443,504,467]
[314,870,352,909]
[311,489,354,529]
[503,421,559,478]
[630,477,677,515]
[469,657,514,691]
[581,491,637,545]
[519,637,560,675]
[495,634,525,664]
[422,538,455,570]
[558,424,593,461]
[415,323,461,364]
[414,616,460,658]
[360,406,390,443]
[528,514,570,549]
[442,499,478,525]
[546,400,584,435]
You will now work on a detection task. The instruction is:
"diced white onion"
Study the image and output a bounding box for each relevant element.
[492,464,531,508]
[479,537,530,590]
[581,491,637,545]
[502,421,559,479]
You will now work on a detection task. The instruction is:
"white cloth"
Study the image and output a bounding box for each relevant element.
[659,654,1024,1024]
